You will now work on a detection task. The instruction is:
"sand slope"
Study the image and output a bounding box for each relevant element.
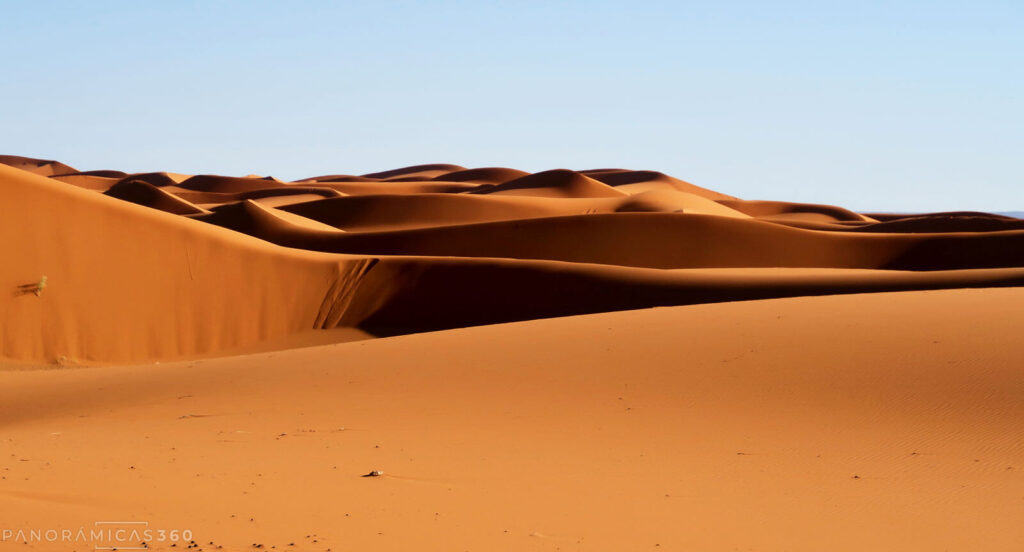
[0,155,77,177]
[0,163,366,363]
[1,289,1022,551]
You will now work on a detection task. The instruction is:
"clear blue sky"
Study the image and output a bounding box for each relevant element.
[1,1,1020,211]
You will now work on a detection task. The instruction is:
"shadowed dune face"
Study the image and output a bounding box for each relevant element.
[103,179,210,215]
[2,154,1024,363]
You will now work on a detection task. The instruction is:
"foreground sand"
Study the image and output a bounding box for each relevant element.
[2,289,1022,551]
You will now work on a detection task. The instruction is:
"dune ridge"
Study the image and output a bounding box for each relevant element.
[1,154,1022,552]
[3,155,1024,363]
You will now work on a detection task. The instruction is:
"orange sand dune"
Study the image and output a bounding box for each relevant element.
[197,207,1024,271]
[4,155,1024,364]
[719,198,876,222]
[54,169,129,178]
[864,210,1019,221]
[0,163,362,364]
[176,174,288,193]
[169,186,343,206]
[0,154,76,176]
[429,166,530,183]
[47,173,122,191]
[308,180,480,195]
[583,168,736,199]
[363,163,467,180]
[849,213,1024,233]
[297,173,381,183]
[116,172,183,187]
[2,289,1022,551]
[1,154,1023,551]
[104,179,210,215]
[277,190,747,232]
[469,169,628,198]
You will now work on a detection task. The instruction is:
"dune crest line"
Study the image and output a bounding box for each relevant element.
[3,155,1023,364]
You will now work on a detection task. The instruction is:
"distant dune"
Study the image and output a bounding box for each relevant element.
[3,154,1024,364]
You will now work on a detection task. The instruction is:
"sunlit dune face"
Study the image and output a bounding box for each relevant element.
[2,156,1024,364]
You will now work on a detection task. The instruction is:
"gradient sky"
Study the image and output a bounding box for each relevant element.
[2,1,1020,211]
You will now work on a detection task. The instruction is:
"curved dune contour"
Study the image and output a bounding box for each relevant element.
[2,155,1023,363]
[1,155,1022,552]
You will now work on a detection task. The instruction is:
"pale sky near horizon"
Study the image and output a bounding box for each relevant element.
[1,1,1020,212]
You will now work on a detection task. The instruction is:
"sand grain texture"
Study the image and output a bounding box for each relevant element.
[2,290,1023,551]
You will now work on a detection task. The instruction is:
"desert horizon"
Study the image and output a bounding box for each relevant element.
[5,153,1024,363]
[1,152,1023,550]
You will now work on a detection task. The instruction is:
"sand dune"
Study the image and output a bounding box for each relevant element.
[197,208,1024,271]
[468,169,628,198]
[584,168,736,199]
[1,154,1022,551]
[0,163,358,364]
[719,198,875,223]
[429,166,530,183]
[171,186,343,207]
[310,180,480,195]
[103,179,210,215]
[276,190,747,232]
[0,154,77,177]
[363,163,467,180]
[3,155,1024,363]
[849,213,1024,233]
[176,174,287,193]
[55,169,129,178]
[47,173,122,191]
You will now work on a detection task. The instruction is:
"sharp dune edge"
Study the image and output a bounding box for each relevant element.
[5,155,1024,364]
[1,155,1022,551]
